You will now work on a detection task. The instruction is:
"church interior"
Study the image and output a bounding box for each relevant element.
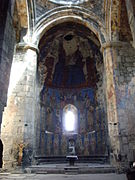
[0,0,135,179]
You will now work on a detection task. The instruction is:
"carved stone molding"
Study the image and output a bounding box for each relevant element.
[49,0,88,5]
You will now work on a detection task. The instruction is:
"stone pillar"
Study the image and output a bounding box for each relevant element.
[102,42,121,169]
[102,41,135,171]
[1,43,38,169]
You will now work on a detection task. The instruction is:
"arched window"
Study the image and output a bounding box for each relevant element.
[62,104,78,134]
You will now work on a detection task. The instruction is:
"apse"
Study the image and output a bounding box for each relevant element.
[36,22,108,157]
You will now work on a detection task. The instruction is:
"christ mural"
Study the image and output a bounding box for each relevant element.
[39,36,101,88]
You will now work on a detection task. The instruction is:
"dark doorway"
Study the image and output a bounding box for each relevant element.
[0,139,3,168]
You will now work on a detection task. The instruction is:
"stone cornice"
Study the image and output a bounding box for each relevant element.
[16,42,39,54]
[101,41,131,52]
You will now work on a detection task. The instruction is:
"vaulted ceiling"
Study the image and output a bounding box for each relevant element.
[12,0,135,45]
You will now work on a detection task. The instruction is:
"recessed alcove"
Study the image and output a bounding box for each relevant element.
[36,22,108,157]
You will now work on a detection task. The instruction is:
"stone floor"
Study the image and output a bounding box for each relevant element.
[0,173,127,180]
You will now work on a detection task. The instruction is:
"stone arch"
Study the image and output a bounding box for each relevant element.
[32,6,108,46]
[36,16,108,157]
[104,0,121,40]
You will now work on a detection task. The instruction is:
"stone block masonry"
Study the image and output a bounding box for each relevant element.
[1,44,38,169]
[0,2,16,129]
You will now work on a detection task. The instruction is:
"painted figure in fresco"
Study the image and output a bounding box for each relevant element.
[44,55,54,85]
[17,143,26,166]
[55,109,61,133]
[46,134,51,155]
[61,135,67,155]
[84,134,89,155]
[54,134,59,155]
[67,47,85,86]
[90,136,96,155]
[53,40,65,86]
[53,59,65,86]
[46,107,53,131]
[86,56,97,87]
[53,42,85,87]
[87,105,94,130]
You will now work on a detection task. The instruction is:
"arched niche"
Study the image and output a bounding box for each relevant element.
[36,21,108,157]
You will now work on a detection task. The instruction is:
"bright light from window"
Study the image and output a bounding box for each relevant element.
[63,104,78,134]
[65,111,75,132]
[8,49,35,96]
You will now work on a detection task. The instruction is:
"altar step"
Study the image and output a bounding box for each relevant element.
[25,163,116,174]
[35,155,109,165]
[64,166,79,174]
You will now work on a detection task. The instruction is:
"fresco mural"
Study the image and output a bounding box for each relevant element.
[38,23,101,89]
[38,87,107,156]
[39,38,99,88]
[37,23,107,156]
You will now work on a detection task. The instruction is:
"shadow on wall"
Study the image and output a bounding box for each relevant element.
[0,139,3,168]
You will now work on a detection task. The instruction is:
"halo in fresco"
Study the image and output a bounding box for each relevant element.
[49,0,88,5]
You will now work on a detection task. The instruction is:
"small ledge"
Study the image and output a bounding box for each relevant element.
[16,42,39,54]
[101,41,131,52]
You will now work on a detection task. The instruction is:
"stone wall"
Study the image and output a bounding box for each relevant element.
[115,43,135,165]
[101,41,135,169]
[1,46,38,168]
[0,1,16,130]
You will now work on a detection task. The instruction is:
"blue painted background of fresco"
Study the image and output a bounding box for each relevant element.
[39,87,107,156]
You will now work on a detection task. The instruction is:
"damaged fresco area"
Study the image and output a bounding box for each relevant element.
[35,0,104,20]
[38,87,107,156]
[38,23,103,90]
[36,23,107,156]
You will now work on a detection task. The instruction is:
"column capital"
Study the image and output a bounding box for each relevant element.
[101,41,130,52]
[16,42,39,54]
